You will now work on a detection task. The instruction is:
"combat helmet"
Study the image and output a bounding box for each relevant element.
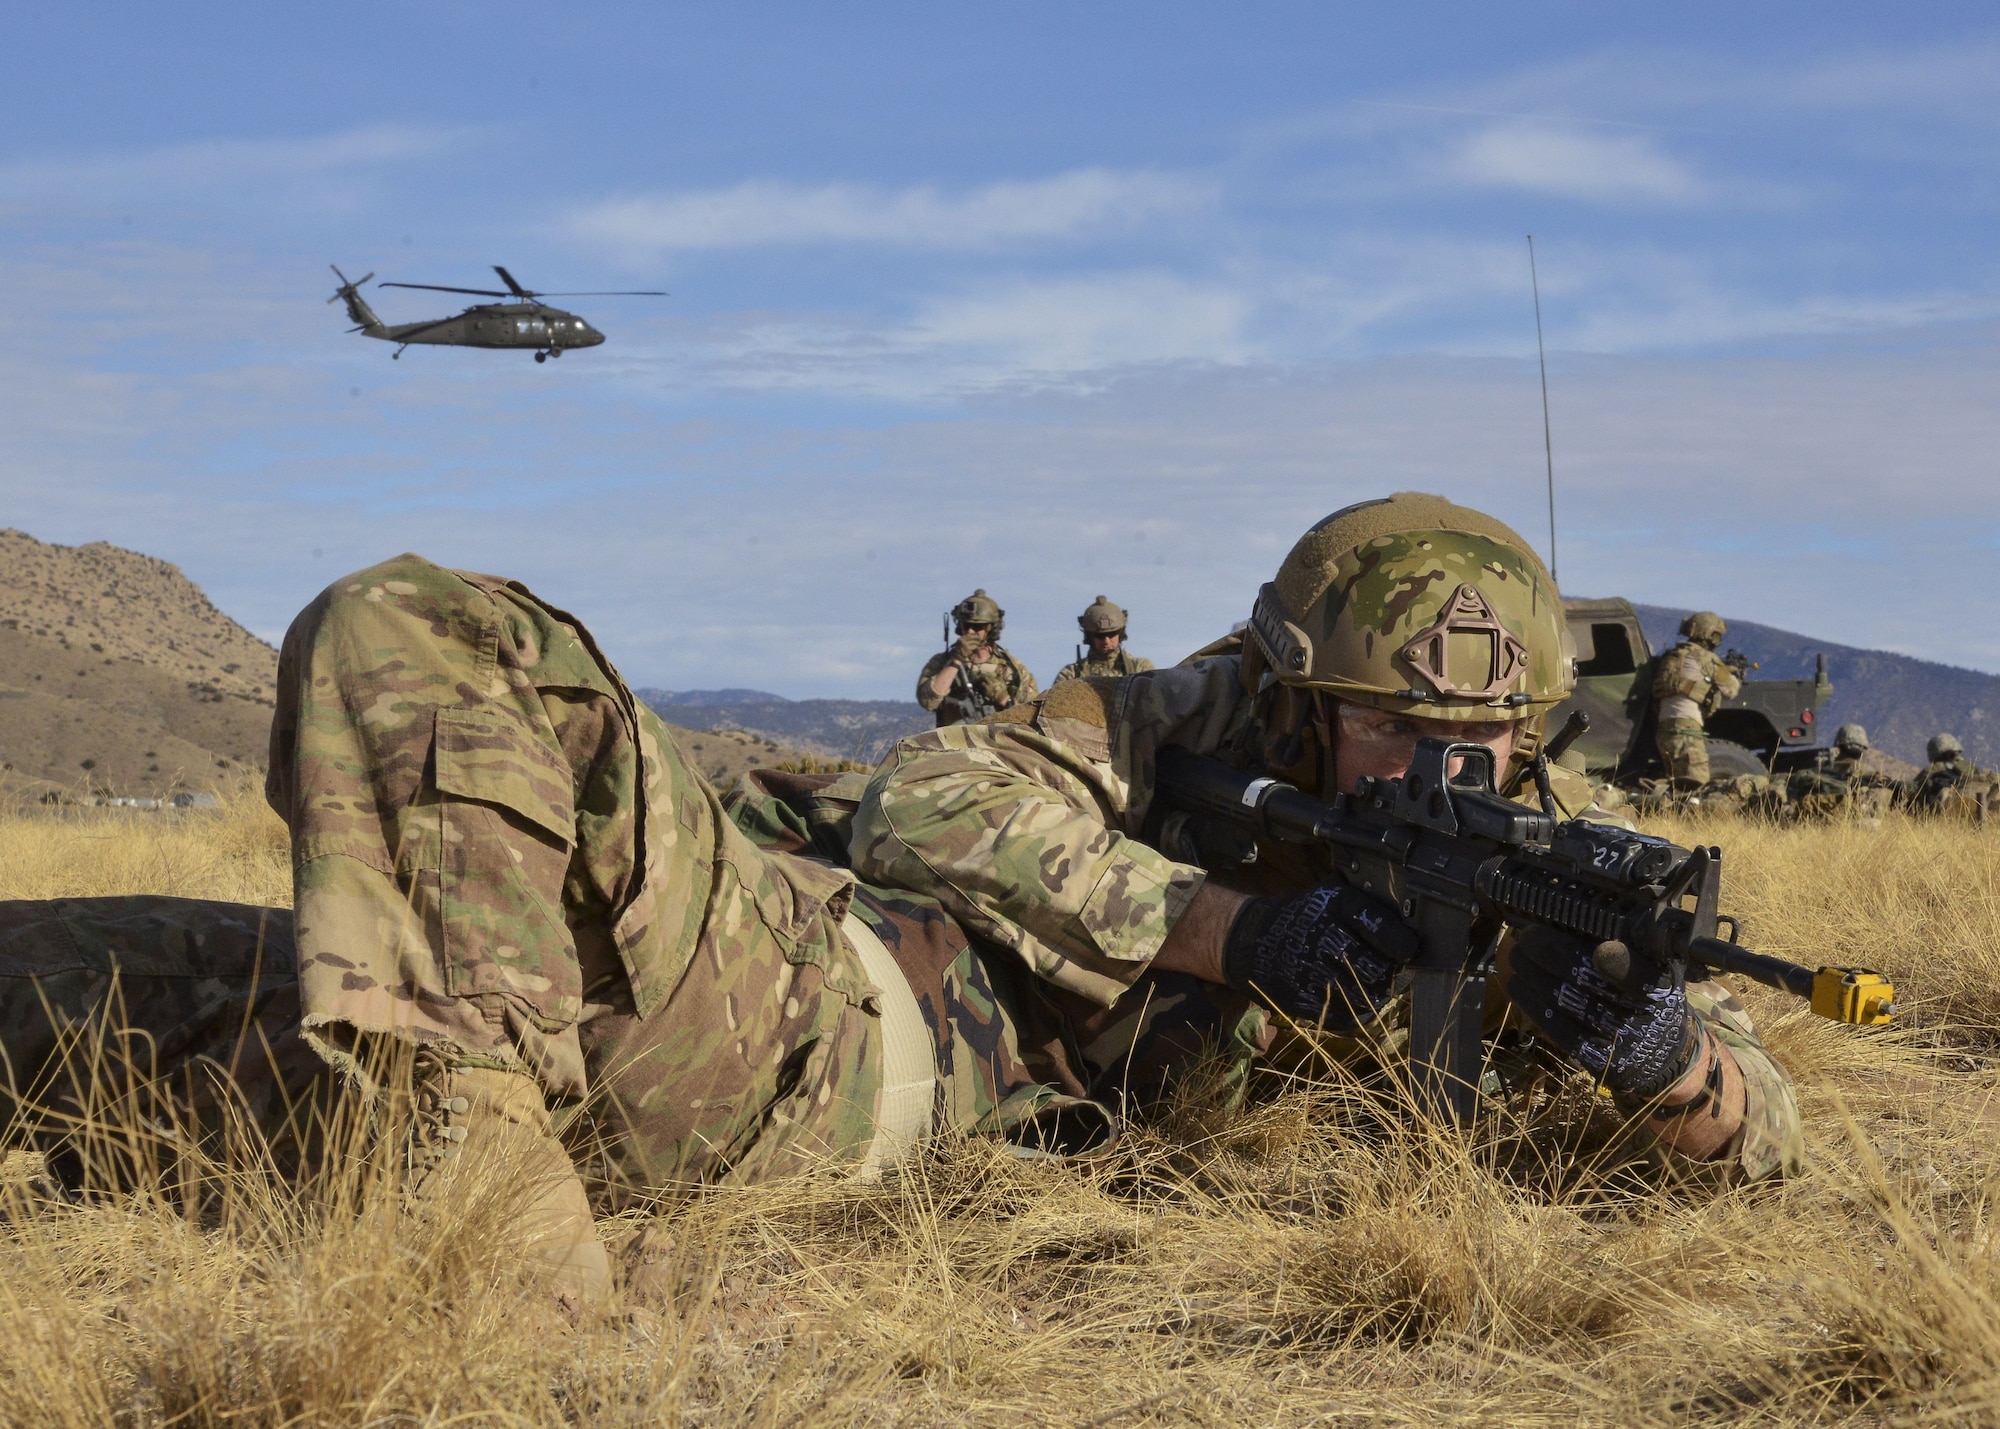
[1680,611,1727,648]
[1246,492,1573,727]
[1833,723,1870,753]
[951,589,1004,637]
[1079,595,1128,636]
[1929,732,1964,762]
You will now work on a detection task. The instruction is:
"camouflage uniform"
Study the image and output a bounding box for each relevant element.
[915,643,1038,727]
[1054,596,1155,685]
[851,657,1804,1183]
[1054,648,1156,684]
[0,557,1102,1212]
[1782,725,1895,820]
[1902,735,1998,817]
[1652,620,1741,788]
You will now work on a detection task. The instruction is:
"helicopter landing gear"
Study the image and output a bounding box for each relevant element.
[393,346,406,360]
[535,350,547,363]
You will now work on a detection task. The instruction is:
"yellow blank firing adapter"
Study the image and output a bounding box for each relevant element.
[1810,968,1896,1025]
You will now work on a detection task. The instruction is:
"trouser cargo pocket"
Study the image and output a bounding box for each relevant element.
[432,705,583,1028]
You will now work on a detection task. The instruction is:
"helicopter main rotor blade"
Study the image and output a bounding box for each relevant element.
[532,290,670,297]
[493,265,534,298]
[380,282,513,297]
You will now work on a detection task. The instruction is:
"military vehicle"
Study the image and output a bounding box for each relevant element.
[328,265,665,362]
[1553,597,1831,783]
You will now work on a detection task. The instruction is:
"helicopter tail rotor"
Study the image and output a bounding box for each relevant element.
[327,264,375,302]
[328,265,386,336]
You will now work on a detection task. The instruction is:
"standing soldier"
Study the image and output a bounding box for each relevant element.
[1651,611,1741,789]
[1053,595,1155,685]
[1901,733,1998,816]
[916,589,1038,727]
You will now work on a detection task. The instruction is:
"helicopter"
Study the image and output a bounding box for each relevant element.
[328,264,666,362]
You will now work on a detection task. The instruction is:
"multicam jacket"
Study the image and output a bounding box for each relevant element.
[852,658,1805,1182]
[1053,649,1156,684]
[1902,755,2000,814]
[1652,641,1742,728]
[915,642,1038,727]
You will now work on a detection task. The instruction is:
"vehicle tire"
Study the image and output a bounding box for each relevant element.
[535,351,547,363]
[1704,738,1768,780]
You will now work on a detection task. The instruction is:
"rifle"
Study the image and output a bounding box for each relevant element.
[949,663,1002,722]
[1153,712,1895,1122]
[938,615,1002,722]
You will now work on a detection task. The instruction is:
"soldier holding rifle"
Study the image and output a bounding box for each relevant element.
[3,495,1887,1308]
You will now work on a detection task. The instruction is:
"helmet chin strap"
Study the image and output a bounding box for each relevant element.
[1310,691,1340,798]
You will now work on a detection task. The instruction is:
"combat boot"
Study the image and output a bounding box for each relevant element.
[403,1053,611,1307]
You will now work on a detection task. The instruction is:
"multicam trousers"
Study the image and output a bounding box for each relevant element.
[1656,719,1711,788]
[0,556,1130,1196]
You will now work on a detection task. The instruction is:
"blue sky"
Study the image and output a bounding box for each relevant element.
[4,3,1998,694]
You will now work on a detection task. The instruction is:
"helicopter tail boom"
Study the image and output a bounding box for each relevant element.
[328,265,386,336]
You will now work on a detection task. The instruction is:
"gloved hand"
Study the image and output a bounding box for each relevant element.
[1221,882,1418,1029]
[1504,927,1700,1104]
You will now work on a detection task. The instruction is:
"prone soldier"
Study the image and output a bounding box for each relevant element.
[852,495,1804,1183]
[1053,595,1155,684]
[0,495,1813,1310]
[915,589,1037,727]
[1652,611,1741,790]
[1778,723,1898,821]
[1901,733,1999,818]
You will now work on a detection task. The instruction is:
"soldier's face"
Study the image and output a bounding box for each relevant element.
[959,621,993,646]
[1086,630,1123,655]
[1332,700,1524,794]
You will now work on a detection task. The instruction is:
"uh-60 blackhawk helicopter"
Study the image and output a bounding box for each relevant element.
[328,264,665,362]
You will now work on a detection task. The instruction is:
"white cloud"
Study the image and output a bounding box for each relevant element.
[601,271,1257,400]
[912,273,1254,375]
[1444,123,1707,204]
[564,169,1209,254]
[0,125,472,201]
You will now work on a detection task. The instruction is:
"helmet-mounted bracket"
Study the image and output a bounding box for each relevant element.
[1249,583,1314,677]
[1396,583,1529,702]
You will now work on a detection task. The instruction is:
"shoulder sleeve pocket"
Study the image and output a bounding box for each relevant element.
[434,706,576,846]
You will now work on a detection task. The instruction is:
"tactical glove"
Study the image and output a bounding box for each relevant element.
[1221,883,1419,1029]
[1504,927,1699,1105]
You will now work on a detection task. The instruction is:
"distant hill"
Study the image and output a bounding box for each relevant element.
[0,533,842,802]
[646,688,791,706]
[1632,604,2000,769]
[0,531,278,796]
[634,689,931,764]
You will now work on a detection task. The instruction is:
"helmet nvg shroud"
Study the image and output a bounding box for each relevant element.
[1246,492,1574,726]
[951,589,1004,636]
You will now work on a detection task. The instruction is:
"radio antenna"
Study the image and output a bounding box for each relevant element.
[1527,234,1557,584]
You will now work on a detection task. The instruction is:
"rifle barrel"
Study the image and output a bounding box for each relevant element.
[1688,934,1815,1000]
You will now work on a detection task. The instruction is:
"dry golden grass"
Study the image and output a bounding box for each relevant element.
[3,797,1999,1425]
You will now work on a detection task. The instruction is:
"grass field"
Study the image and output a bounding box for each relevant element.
[2,794,1998,1425]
